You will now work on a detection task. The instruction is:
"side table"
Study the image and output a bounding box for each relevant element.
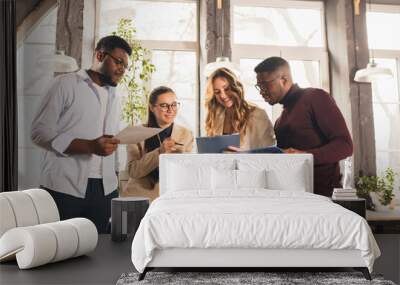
[332,198,366,218]
[111,197,150,242]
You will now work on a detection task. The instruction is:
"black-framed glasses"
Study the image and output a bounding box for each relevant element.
[254,76,282,92]
[154,102,181,112]
[104,52,130,70]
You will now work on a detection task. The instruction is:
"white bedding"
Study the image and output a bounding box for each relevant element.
[131,190,380,273]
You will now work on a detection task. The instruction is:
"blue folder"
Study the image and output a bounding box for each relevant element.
[245,146,283,154]
[196,134,240,153]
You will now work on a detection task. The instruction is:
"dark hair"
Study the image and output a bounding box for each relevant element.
[254,56,289,74]
[146,86,175,128]
[95,35,132,56]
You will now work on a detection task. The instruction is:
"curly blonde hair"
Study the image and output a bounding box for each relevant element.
[205,68,253,136]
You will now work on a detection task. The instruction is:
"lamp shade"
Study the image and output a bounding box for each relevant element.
[354,61,393,83]
[204,57,240,78]
[38,50,79,73]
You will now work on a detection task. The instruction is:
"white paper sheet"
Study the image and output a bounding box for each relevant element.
[114,125,162,144]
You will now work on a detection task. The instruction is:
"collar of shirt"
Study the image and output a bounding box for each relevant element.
[77,69,115,93]
[76,69,118,112]
[279,83,302,108]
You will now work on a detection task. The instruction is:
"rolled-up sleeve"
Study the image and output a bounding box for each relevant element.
[31,77,72,156]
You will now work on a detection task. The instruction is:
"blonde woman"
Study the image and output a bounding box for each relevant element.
[205,68,275,149]
[123,86,193,201]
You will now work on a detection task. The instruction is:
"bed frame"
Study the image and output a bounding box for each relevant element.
[137,154,372,281]
[139,248,371,280]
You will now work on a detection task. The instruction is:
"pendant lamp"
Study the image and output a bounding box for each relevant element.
[354,59,393,83]
[353,0,392,83]
[38,50,79,73]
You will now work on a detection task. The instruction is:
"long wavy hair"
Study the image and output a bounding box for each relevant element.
[205,68,253,136]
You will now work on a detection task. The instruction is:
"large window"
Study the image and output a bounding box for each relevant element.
[97,0,199,134]
[97,0,199,170]
[367,5,400,190]
[231,0,328,123]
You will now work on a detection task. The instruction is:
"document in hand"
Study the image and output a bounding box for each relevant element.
[196,134,240,153]
[114,125,163,144]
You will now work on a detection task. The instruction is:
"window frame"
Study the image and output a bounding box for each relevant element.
[231,0,330,92]
[95,0,201,136]
[368,4,400,157]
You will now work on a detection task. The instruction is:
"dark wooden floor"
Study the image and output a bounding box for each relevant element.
[0,235,134,285]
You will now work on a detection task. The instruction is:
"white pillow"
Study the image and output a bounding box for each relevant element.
[267,163,307,191]
[212,168,236,190]
[211,169,268,190]
[167,163,212,191]
[236,169,268,189]
[237,159,309,192]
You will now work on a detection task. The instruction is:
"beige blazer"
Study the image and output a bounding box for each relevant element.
[121,124,193,201]
[211,105,276,149]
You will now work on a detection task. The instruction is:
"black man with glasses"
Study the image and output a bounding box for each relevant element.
[253,56,353,197]
[31,36,132,233]
[123,86,194,202]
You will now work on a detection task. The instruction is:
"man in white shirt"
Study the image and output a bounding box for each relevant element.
[31,35,132,233]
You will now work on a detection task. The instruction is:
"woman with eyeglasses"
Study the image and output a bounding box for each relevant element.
[122,86,193,201]
[205,67,275,149]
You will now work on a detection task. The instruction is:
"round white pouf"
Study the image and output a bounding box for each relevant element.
[0,219,98,269]
[0,225,57,269]
[0,191,39,227]
[42,221,79,262]
[0,196,17,237]
[65,218,98,257]
[24,189,60,223]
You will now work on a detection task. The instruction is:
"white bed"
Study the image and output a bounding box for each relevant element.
[131,154,380,280]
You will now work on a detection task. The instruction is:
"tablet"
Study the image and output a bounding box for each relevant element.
[196,134,240,153]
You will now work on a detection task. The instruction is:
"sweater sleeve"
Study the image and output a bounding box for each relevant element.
[306,90,353,165]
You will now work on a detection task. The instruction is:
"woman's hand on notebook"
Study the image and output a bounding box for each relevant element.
[224,146,245,153]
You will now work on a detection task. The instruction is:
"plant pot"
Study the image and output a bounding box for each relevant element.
[370,192,395,211]
[358,193,375,211]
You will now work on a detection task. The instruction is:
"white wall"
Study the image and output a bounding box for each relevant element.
[17,7,58,189]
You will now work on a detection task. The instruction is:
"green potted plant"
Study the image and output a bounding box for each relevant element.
[356,168,398,211]
[112,19,156,125]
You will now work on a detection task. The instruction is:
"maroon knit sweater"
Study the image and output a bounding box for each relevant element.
[275,84,353,197]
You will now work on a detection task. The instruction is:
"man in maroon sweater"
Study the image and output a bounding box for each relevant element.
[254,57,353,197]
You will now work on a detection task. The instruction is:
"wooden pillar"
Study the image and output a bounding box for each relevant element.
[56,0,84,68]
[325,0,376,178]
[199,0,232,135]
[205,0,231,63]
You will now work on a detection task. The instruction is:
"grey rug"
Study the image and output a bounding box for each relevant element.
[116,271,396,285]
